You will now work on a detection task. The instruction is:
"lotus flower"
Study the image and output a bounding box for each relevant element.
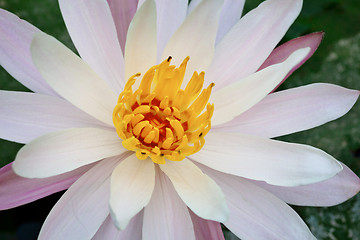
[1,0,359,239]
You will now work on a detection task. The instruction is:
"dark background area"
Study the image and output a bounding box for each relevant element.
[1,0,360,239]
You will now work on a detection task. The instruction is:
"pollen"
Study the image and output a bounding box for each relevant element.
[113,57,214,164]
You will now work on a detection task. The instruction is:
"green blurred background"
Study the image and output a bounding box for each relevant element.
[0,0,359,239]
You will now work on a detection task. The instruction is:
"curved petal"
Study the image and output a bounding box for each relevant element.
[206,0,303,91]
[0,9,57,95]
[189,210,225,240]
[109,155,155,230]
[13,128,126,178]
[211,47,310,126]
[38,156,123,240]
[161,0,223,87]
[92,213,143,240]
[30,33,118,126]
[260,32,324,92]
[143,167,195,240]
[0,90,108,144]
[155,0,188,61]
[215,0,245,44]
[0,162,93,210]
[254,163,360,207]
[107,0,139,53]
[125,0,157,81]
[159,159,228,223]
[214,83,360,138]
[191,131,342,187]
[201,165,316,240]
[59,0,125,93]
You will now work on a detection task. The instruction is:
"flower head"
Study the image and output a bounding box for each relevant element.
[0,0,359,239]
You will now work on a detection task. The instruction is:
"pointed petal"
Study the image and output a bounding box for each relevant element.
[260,32,324,92]
[143,167,195,240]
[161,0,222,86]
[38,156,122,240]
[59,0,125,93]
[191,131,342,187]
[255,163,360,207]
[0,162,92,210]
[155,0,187,61]
[202,165,316,240]
[107,0,139,53]
[215,0,245,44]
[30,33,118,126]
[93,213,143,240]
[211,47,310,126]
[0,9,57,95]
[159,159,228,222]
[110,155,155,230]
[13,128,126,178]
[214,83,360,138]
[0,90,107,144]
[125,0,157,81]
[206,0,303,90]
[189,210,225,240]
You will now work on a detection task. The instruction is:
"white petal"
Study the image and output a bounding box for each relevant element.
[59,0,125,93]
[189,210,225,240]
[125,0,157,81]
[161,0,222,87]
[155,0,188,61]
[191,131,343,187]
[214,83,360,138]
[0,91,107,144]
[211,47,310,126]
[206,0,303,90]
[38,156,122,240]
[109,155,155,230]
[254,163,360,207]
[93,213,143,240]
[201,165,316,240]
[143,167,195,240]
[159,159,228,222]
[13,128,126,178]
[30,33,118,126]
[215,0,245,44]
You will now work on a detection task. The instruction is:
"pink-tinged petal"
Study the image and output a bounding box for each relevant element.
[13,128,126,178]
[143,167,195,240]
[201,165,316,240]
[191,131,342,187]
[161,0,222,87]
[0,90,108,144]
[59,0,125,94]
[109,155,155,230]
[38,155,124,240]
[211,48,310,126]
[260,32,324,92]
[31,33,118,126]
[206,0,303,91]
[93,213,143,240]
[159,159,229,223]
[125,0,157,82]
[0,162,93,210]
[214,83,360,138]
[107,0,139,53]
[215,0,245,44]
[155,0,188,61]
[0,9,57,95]
[189,210,225,240]
[254,163,360,207]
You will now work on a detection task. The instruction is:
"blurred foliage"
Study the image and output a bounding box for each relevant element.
[0,0,359,239]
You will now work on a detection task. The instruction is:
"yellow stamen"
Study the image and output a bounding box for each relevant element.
[113,57,214,164]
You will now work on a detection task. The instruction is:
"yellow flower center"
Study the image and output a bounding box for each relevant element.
[113,57,214,164]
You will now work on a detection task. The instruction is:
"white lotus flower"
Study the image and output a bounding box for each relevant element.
[0,0,359,239]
